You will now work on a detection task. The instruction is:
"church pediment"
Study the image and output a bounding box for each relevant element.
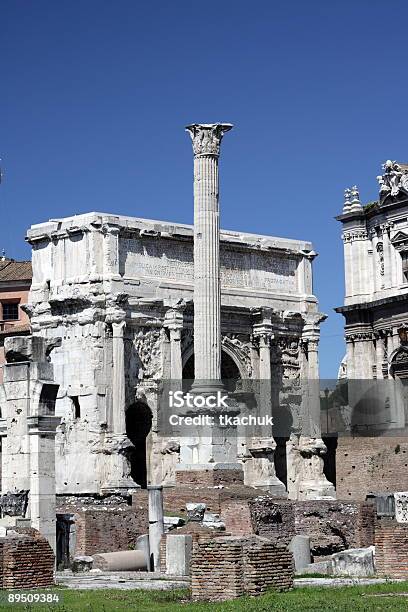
[391,231,408,244]
[391,230,408,252]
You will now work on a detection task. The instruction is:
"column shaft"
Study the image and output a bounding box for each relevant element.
[112,321,126,434]
[169,329,183,380]
[193,154,221,381]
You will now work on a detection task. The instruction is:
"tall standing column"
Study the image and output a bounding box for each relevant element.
[186,123,232,387]
[176,123,243,485]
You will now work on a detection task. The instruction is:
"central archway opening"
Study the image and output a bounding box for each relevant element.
[126,401,153,488]
[182,351,241,391]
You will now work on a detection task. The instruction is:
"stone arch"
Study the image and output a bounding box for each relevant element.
[182,349,242,391]
[181,337,249,379]
[125,401,153,488]
[388,347,408,429]
[389,347,408,379]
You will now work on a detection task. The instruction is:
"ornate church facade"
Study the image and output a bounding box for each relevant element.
[335,161,408,498]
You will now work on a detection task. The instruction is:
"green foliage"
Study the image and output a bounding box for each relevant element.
[363,201,379,212]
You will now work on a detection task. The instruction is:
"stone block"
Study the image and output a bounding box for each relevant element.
[331,546,375,577]
[72,555,94,572]
[166,534,192,576]
[203,512,220,522]
[366,493,395,517]
[202,512,225,530]
[164,516,185,531]
[394,492,408,523]
[4,336,46,364]
[186,503,206,522]
[301,560,333,575]
[288,535,311,572]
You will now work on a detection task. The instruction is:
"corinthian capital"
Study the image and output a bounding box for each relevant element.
[185,123,233,157]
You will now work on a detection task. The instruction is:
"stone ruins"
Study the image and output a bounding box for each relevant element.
[1,126,408,593]
[23,123,333,502]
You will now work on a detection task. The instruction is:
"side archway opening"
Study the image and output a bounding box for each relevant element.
[126,401,153,488]
[182,350,241,391]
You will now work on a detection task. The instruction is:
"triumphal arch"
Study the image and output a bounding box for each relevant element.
[25,124,333,500]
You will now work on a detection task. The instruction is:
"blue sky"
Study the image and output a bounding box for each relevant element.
[1,0,407,377]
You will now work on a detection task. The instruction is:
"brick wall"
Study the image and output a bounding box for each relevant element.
[192,537,244,600]
[375,520,408,578]
[248,498,295,546]
[191,536,293,601]
[243,538,293,595]
[175,469,244,487]
[163,484,257,516]
[293,500,375,556]
[58,493,148,556]
[74,507,148,556]
[0,529,54,589]
[222,497,295,546]
[336,437,408,500]
[160,523,228,574]
[221,497,374,556]
[221,500,253,536]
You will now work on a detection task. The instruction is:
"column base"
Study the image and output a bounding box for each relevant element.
[250,479,287,497]
[295,479,336,501]
[0,517,31,530]
[100,478,141,495]
[101,434,140,493]
[286,435,336,501]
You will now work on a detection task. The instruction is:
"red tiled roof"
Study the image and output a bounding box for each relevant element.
[0,259,32,282]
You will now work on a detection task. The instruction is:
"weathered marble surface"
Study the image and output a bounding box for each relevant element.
[0,336,60,551]
[24,209,323,496]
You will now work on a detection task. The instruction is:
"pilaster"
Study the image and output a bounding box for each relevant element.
[246,312,286,495]
[164,304,185,381]
[102,224,120,279]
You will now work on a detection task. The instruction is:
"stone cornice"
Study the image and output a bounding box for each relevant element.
[342,229,369,242]
[335,292,408,314]
[336,196,408,223]
[26,213,313,255]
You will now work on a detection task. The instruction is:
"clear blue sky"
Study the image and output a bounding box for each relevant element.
[1,1,407,377]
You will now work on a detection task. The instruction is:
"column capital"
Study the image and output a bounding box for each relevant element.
[252,322,274,346]
[102,223,121,236]
[185,123,233,157]
[163,307,184,331]
[106,310,126,326]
